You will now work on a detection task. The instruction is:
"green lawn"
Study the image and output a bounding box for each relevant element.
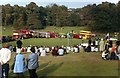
[9,52,119,77]
[7,38,87,47]
[38,26,87,33]
[7,38,119,77]
[2,26,13,36]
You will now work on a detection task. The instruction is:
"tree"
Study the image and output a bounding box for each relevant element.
[67,13,81,26]
[1,1,120,32]
[46,4,68,26]
[2,4,14,26]
[117,1,120,31]
[26,2,47,29]
[90,2,118,32]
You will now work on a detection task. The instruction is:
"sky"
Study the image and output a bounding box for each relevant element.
[0,0,119,8]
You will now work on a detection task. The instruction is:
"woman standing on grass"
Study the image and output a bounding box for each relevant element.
[26,46,39,78]
[13,52,26,78]
[99,38,105,52]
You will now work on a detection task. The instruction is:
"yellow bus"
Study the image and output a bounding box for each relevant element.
[80,30,95,39]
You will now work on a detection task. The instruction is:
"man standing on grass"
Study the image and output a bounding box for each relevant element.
[0,60,2,78]
[16,39,23,53]
[0,43,11,78]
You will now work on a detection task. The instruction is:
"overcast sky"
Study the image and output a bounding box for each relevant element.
[0,0,119,8]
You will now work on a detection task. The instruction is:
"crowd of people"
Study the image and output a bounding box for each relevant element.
[0,38,120,78]
[101,40,120,60]
[0,42,39,78]
[13,44,85,56]
[8,38,120,61]
[86,38,120,60]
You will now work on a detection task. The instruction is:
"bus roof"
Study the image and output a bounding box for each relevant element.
[80,30,91,33]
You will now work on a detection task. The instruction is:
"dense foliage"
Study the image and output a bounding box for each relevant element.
[1,1,120,32]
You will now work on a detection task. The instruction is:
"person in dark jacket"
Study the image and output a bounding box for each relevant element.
[88,38,92,46]
[52,47,58,56]
[86,44,91,52]
[109,40,113,48]
[16,39,22,53]
[105,41,110,51]
[13,45,17,52]
[16,39,22,48]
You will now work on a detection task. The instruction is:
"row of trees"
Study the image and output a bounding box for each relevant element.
[1,1,120,32]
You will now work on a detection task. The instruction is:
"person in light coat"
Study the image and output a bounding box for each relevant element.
[13,52,26,78]
[99,38,105,52]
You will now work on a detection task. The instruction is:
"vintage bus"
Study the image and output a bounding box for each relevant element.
[12,30,33,40]
[80,30,95,39]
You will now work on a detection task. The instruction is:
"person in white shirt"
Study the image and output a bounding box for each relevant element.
[40,47,46,56]
[66,46,70,53]
[27,45,32,52]
[58,47,64,56]
[95,39,99,52]
[39,46,43,53]
[102,50,109,60]
[34,46,38,53]
[70,46,74,52]
[73,46,79,53]
[0,43,11,78]
[45,46,50,53]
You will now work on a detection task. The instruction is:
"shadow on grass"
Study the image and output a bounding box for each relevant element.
[9,61,54,77]
[39,61,52,70]
[38,62,63,77]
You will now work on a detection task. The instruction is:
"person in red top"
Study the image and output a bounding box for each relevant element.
[109,44,119,60]
[21,47,25,52]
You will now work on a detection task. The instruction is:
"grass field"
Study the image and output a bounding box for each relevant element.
[1,26,120,77]
[6,38,119,77]
[7,38,87,47]
[9,52,119,77]
[39,26,87,33]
